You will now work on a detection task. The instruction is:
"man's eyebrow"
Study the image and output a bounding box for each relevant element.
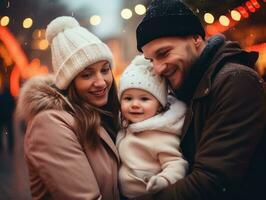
[144,46,171,61]
[154,46,171,55]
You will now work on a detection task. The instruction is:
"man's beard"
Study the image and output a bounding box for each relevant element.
[170,58,199,103]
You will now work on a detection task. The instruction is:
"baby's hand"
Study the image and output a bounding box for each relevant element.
[146,176,169,193]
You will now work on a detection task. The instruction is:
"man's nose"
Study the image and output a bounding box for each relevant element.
[153,61,167,76]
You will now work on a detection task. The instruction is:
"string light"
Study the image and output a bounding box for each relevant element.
[204,13,214,24]
[206,0,264,37]
[23,18,33,29]
[219,15,230,26]
[0,16,10,26]
[250,0,261,8]
[90,15,101,26]
[135,4,146,15]
[245,1,256,12]
[237,6,249,18]
[231,10,241,21]
[121,8,132,19]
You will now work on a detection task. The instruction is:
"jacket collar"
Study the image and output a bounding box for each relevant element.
[192,35,224,99]
[192,35,258,100]
[99,127,120,162]
[174,35,225,103]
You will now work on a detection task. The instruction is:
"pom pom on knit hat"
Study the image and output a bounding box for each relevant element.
[46,16,80,43]
[46,16,113,90]
[136,0,205,52]
[118,55,168,107]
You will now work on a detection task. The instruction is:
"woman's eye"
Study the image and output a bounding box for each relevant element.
[81,73,93,78]
[101,65,110,74]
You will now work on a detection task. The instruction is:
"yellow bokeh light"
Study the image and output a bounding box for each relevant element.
[33,29,41,39]
[231,10,241,21]
[219,15,230,26]
[23,18,33,29]
[204,13,214,24]
[39,39,49,50]
[31,40,39,49]
[0,16,10,26]
[121,8,132,19]
[135,4,146,15]
[90,15,101,26]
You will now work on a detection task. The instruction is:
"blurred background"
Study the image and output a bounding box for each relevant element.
[0,0,265,199]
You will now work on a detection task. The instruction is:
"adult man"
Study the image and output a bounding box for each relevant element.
[135,0,266,200]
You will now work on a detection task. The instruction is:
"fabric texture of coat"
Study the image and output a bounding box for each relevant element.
[116,96,188,198]
[16,75,120,200]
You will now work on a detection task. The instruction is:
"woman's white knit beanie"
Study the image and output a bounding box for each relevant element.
[46,16,113,90]
[119,55,168,107]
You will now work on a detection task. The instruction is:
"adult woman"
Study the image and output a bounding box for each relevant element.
[16,16,120,200]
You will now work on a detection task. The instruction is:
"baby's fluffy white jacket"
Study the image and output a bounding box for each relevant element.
[116,97,188,198]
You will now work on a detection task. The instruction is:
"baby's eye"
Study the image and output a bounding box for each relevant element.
[123,96,132,101]
[141,97,149,101]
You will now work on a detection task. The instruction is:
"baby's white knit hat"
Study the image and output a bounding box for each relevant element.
[46,16,113,90]
[119,55,168,107]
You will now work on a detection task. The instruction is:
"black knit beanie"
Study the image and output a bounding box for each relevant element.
[136,0,205,52]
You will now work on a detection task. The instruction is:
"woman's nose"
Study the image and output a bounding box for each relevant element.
[94,74,106,87]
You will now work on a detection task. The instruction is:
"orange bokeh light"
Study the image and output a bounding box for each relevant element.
[0,26,48,97]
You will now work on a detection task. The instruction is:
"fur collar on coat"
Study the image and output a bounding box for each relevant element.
[16,75,74,123]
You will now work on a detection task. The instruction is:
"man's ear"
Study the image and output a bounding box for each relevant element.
[193,35,204,49]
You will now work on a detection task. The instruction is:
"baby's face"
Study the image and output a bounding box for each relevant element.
[121,88,162,123]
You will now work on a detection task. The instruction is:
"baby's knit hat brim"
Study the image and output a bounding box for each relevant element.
[119,55,168,107]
